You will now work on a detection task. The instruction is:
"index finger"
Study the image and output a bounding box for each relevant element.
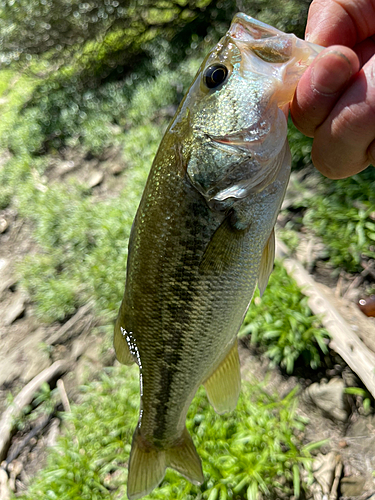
[306,0,375,47]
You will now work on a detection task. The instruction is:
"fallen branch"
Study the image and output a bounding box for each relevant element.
[330,460,343,500]
[276,239,375,399]
[4,413,52,467]
[361,260,375,280]
[0,468,11,500]
[0,360,69,462]
[46,418,60,448]
[57,379,71,413]
[46,301,93,346]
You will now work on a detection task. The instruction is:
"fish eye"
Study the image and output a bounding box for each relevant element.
[203,64,228,89]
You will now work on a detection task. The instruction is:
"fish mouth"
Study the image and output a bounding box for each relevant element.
[229,13,285,42]
[228,14,294,63]
[228,13,323,72]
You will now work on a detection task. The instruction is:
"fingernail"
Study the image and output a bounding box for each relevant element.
[311,51,353,95]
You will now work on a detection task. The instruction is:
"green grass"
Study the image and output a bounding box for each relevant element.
[303,169,375,273]
[18,365,321,500]
[280,126,375,274]
[240,262,329,374]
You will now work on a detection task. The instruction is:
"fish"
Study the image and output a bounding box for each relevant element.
[114,13,322,500]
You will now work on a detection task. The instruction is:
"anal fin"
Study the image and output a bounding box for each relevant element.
[258,227,275,297]
[204,339,241,414]
[114,316,136,365]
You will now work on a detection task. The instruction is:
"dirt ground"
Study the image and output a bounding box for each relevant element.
[1,153,375,499]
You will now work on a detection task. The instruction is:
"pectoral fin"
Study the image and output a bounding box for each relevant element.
[204,339,241,414]
[199,214,246,274]
[114,316,136,365]
[258,228,275,297]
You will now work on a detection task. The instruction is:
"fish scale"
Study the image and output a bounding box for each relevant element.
[114,13,323,500]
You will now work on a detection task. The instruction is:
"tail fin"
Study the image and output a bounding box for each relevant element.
[167,427,204,485]
[127,427,203,500]
[127,429,166,500]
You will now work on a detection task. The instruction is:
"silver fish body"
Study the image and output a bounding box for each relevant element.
[114,13,322,500]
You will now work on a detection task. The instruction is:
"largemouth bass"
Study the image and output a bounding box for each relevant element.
[115,13,322,500]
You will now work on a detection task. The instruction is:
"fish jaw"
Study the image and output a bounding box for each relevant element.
[229,13,324,106]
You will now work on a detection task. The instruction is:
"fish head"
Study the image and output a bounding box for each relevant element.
[176,14,322,203]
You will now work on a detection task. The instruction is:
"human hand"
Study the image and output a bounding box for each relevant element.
[290,0,375,178]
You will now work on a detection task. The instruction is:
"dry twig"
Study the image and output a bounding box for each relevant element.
[0,360,69,462]
[57,379,71,413]
[330,460,343,500]
[0,467,11,500]
[46,301,93,345]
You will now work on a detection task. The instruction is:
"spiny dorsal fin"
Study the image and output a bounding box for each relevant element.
[258,228,275,297]
[203,339,241,414]
[114,316,136,365]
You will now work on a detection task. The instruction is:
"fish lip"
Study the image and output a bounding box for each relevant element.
[228,13,284,43]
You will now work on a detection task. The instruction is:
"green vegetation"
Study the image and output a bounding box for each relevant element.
[240,262,329,374]
[19,365,321,500]
[285,122,375,274]
[1,0,369,497]
[303,170,375,273]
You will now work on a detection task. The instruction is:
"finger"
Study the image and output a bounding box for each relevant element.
[311,54,375,178]
[369,139,375,166]
[306,0,375,47]
[354,37,375,66]
[290,46,360,138]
